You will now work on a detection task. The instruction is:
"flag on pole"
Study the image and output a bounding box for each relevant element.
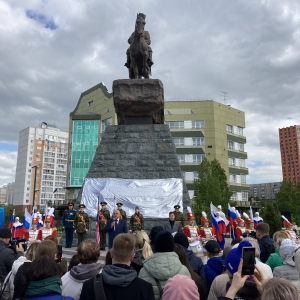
[250,206,254,221]
[53,188,58,193]
[96,195,100,244]
[210,203,226,242]
[8,209,15,229]
[23,208,32,231]
[228,204,237,239]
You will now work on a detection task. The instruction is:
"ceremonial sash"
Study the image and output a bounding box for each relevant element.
[78,214,86,228]
[133,214,141,225]
[99,211,107,225]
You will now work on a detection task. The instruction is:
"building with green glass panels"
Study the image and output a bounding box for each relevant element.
[65,82,249,204]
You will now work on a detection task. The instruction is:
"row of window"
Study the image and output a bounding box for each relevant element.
[173,138,205,146]
[165,120,204,129]
[226,124,244,136]
[177,154,205,163]
[182,172,198,181]
[228,157,246,168]
[230,191,248,201]
[229,174,247,184]
[227,141,244,152]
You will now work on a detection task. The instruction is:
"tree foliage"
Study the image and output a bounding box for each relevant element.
[193,158,233,222]
[260,202,282,237]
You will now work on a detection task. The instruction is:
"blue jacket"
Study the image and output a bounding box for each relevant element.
[104,218,128,248]
[204,256,223,289]
[62,210,76,228]
[258,235,274,263]
[17,292,74,300]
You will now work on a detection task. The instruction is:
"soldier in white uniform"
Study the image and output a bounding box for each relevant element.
[25,216,39,245]
[217,205,226,220]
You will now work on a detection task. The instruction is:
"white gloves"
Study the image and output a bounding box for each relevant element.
[63,226,65,229]
[129,230,132,233]
[74,230,76,233]
[86,229,88,232]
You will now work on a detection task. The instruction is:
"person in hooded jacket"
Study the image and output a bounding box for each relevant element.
[149,226,164,253]
[61,240,102,300]
[80,233,154,300]
[203,240,223,290]
[139,231,191,300]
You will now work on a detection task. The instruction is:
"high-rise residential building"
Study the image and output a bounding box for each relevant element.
[5,182,14,205]
[13,123,68,213]
[66,82,249,203]
[279,125,300,185]
[0,185,7,204]
[249,182,282,200]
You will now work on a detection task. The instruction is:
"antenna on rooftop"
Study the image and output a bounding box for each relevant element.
[220,91,228,104]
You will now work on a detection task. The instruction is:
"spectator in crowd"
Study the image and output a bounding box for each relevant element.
[104,210,128,249]
[45,235,68,275]
[256,223,275,263]
[162,212,183,234]
[230,238,242,246]
[149,226,164,253]
[266,231,290,271]
[139,231,191,300]
[19,255,74,300]
[131,231,153,274]
[0,227,24,291]
[173,232,208,295]
[273,238,300,281]
[103,250,112,268]
[68,254,80,272]
[203,240,223,290]
[162,275,199,300]
[80,233,155,300]
[13,240,58,300]
[3,242,39,300]
[62,240,101,300]
[174,243,206,300]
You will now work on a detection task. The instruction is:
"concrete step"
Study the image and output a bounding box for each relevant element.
[62,246,108,264]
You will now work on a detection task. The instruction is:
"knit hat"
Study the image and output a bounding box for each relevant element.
[0,227,12,238]
[174,232,189,249]
[162,274,199,300]
[279,238,300,266]
[154,231,174,252]
[225,240,252,274]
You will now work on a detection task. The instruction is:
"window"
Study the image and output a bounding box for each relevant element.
[36,176,39,179]
[229,174,236,183]
[37,141,42,144]
[242,191,248,201]
[193,154,205,163]
[101,117,113,133]
[30,145,33,149]
[228,157,235,166]
[182,172,186,179]
[192,120,204,128]
[27,187,30,190]
[26,200,29,203]
[193,172,198,179]
[37,152,41,155]
[240,158,246,168]
[227,141,234,150]
[165,121,184,129]
[192,138,205,146]
[230,192,237,201]
[36,158,41,161]
[94,126,98,130]
[77,126,82,129]
[238,127,243,136]
[173,138,184,146]
[239,143,244,152]
[37,164,40,167]
[37,170,40,173]
[88,100,94,106]
[84,159,89,163]
[241,174,247,184]
[177,155,185,163]
[29,163,32,167]
[226,124,233,133]
[28,175,31,179]
[27,181,30,184]
[28,169,31,173]
[30,140,33,143]
[31,134,34,138]
[26,193,29,197]
[37,146,41,150]
[38,135,42,139]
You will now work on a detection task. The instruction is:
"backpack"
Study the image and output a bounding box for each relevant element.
[258,239,275,259]
[93,274,107,300]
[154,278,164,300]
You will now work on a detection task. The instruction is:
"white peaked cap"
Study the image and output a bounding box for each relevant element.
[282,215,289,222]
[15,217,19,220]
[48,207,55,215]
[218,205,222,209]
[255,212,259,215]
[236,210,241,218]
[202,211,207,218]
[243,212,249,219]
[187,206,192,214]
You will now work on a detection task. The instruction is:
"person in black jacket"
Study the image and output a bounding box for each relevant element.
[256,223,274,263]
[80,233,155,300]
[174,232,208,295]
[0,227,24,289]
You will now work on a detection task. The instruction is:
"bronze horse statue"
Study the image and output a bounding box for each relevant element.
[125,13,154,79]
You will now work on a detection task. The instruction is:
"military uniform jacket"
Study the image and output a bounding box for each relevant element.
[174,211,185,228]
[98,209,111,230]
[74,212,89,234]
[63,209,76,228]
[119,209,127,221]
[130,213,144,231]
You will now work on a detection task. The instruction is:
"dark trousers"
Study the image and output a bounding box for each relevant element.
[77,232,86,246]
[65,227,74,247]
[100,230,106,249]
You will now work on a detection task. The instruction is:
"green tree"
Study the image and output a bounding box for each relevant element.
[260,202,282,237]
[193,158,233,222]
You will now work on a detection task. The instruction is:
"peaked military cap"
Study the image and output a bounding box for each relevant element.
[117,202,123,206]
[135,206,139,209]
[68,202,74,206]
[174,205,181,209]
[101,201,107,205]
[79,204,86,208]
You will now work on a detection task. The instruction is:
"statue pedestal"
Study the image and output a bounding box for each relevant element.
[113,79,164,125]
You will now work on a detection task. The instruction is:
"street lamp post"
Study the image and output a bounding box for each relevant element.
[32,166,38,212]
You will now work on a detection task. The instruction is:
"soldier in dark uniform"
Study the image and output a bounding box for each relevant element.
[74,204,89,247]
[117,203,127,220]
[98,201,111,250]
[174,205,185,228]
[129,206,144,232]
[62,202,76,248]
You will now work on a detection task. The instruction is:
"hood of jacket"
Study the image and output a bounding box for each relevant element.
[70,263,102,282]
[102,264,137,287]
[227,279,260,300]
[206,257,223,274]
[143,252,184,281]
[0,240,8,251]
[12,256,31,276]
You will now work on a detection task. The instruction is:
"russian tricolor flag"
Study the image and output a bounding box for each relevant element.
[228,204,237,239]
[8,209,15,229]
[211,203,227,242]
[23,208,32,231]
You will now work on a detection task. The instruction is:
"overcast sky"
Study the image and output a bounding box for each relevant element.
[0,0,300,186]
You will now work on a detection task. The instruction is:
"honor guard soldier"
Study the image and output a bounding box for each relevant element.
[37,215,57,241]
[174,205,184,228]
[62,202,76,248]
[98,201,111,250]
[235,217,246,239]
[74,204,89,247]
[117,203,127,220]
[130,206,144,232]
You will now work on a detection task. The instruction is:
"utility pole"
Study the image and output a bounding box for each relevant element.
[32,166,38,213]
[220,91,228,105]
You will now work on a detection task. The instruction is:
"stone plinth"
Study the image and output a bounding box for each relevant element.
[60,125,192,247]
[113,79,164,125]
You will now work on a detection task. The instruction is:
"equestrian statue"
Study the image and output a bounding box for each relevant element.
[125,13,154,79]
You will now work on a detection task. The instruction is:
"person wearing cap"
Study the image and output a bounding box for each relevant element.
[173,205,184,228]
[282,215,299,243]
[200,211,214,263]
[243,212,256,236]
[117,202,127,221]
[37,215,57,241]
[12,217,23,241]
[217,205,226,220]
[24,216,39,245]
[63,202,77,248]
[0,227,24,293]
[98,201,111,250]
[130,206,144,232]
[74,204,89,247]
[253,212,263,228]
[203,240,223,290]
[235,217,246,239]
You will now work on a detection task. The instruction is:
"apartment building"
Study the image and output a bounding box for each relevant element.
[0,186,6,204]
[13,123,68,213]
[279,125,300,185]
[249,182,282,200]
